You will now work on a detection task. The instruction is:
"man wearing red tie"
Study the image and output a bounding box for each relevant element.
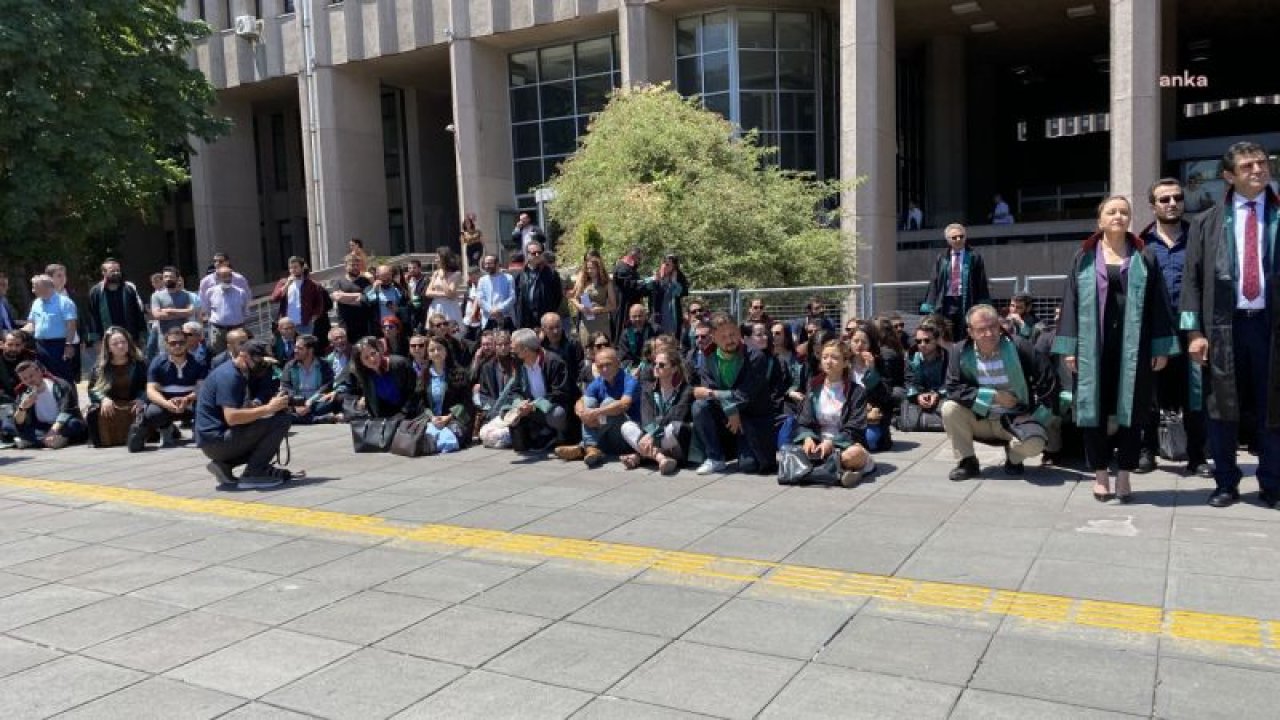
[1182,141,1280,508]
[920,223,991,341]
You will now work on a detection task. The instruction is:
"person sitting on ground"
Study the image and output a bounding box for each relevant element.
[848,324,894,451]
[378,315,409,357]
[692,312,776,475]
[789,340,876,487]
[772,322,807,446]
[874,316,908,398]
[209,328,249,370]
[196,339,294,490]
[272,317,300,363]
[130,328,208,452]
[182,321,211,366]
[426,311,474,368]
[85,327,148,447]
[3,360,88,449]
[280,334,339,424]
[582,333,612,385]
[790,295,837,345]
[473,330,518,424]
[0,329,35,406]
[900,322,949,431]
[555,347,639,468]
[504,328,579,453]
[618,303,660,372]
[620,348,693,475]
[684,320,713,376]
[335,338,421,418]
[942,304,1058,481]
[419,336,474,453]
[1003,292,1040,341]
[540,311,583,387]
[323,327,351,380]
[747,321,796,447]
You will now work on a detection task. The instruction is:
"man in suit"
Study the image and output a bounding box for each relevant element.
[1182,141,1280,508]
[513,242,562,330]
[920,223,991,341]
[505,328,579,453]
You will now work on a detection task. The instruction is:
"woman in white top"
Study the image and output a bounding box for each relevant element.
[425,247,465,326]
[789,340,875,487]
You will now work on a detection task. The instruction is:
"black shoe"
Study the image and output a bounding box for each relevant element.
[1187,461,1213,478]
[1134,450,1156,474]
[206,460,237,488]
[1093,490,1114,502]
[1116,494,1134,504]
[1208,491,1239,508]
[1003,460,1025,476]
[1040,452,1058,467]
[126,425,147,453]
[949,456,980,482]
[1258,492,1279,509]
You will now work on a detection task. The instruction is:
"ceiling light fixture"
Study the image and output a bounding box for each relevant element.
[970,21,998,33]
[951,2,982,15]
[1066,4,1096,19]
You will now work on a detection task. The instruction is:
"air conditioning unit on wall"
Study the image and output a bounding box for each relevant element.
[234,15,263,40]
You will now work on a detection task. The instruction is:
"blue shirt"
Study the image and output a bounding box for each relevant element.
[148,354,208,399]
[195,360,273,443]
[364,285,404,323]
[28,294,77,340]
[1143,221,1189,310]
[585,370,641,422]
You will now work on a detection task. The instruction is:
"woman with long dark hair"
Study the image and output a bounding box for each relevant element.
[425,247,465,327]
[848,324,894,451]
[1054,195,1177,502]
[419,336,474,452]
[620,348,693,474]
[460,213,484,268]
[336,338,421,418]
[85,327,147,447]
[789,340,876,487]
[571,254,617,345]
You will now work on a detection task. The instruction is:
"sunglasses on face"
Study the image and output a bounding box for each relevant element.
[1155,194,1184,204]
[166,340,184,347]
[916,337,934,345]
[593,342,610,348]
[893,323,905,329]
[409,343,426,349]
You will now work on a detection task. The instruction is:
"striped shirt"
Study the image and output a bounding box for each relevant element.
[975,353,1013,415]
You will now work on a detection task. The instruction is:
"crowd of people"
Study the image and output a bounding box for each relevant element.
[0,142,1276,507]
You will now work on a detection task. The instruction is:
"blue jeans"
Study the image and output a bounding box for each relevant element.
[3,416,87,446]
[1208,311,1280,494]
[581,396,628,454]
[692,398,775,472]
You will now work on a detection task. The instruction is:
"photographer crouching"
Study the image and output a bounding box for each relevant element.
[195,339,293,490]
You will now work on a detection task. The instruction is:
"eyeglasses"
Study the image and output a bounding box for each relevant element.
[409,343,427,349]
[593,342,610,348]
[892,322,905,330]
[916,337,934,345]
[166,340,184,347]
[1155,194,1184,204]
[750,305,763,310]
[947,234,966,241]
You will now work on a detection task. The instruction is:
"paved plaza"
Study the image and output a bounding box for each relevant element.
[2,426,1280,719]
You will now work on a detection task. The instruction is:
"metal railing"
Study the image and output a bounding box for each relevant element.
[1023,274,1069,320]
[689,285,865,326]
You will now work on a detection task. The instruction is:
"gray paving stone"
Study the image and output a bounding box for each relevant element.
[446,501,558,531]
[283,590,447,644]
[313,491,419,516]
[3,543,143,581]
[394,669,592,719]
[297,546,442,588]
[818,511,943,546]
[816,614,991,685]
[264,647,464,719]
[131,565,279,609]
[161,529,295,564]
[55,512,175,543]
[206,577,357,625]
[0,534,85,568]
[759,663,960,719]
[684,525,814,562]
[1021,557,1167,606]
[1166,571,1280,618]
[849,492,963,522]
[784,536,916,575]
[572,696,713,719]
[0,655,145,720]
[1169,515,1280,548]
[376,557,526,602]
[468,565,623,619]
[920,522,1050,558]
[644,497,758,526]
[516,508,632,539]
[971,634,1157,715]
[10,595,184,651]
[55,676,244,720]
[1154,656,1280,720]
[569,582,728,638]
[224,537,364,575]
[0,635,62,679]
[0,570,45,599]
[166,628,357,698]
[376,496,490,522]
[506,484,610,509]
[1170,540,1280,581]
[63,553,208,594]
[950,689,1143,719]
[0,583,109,632]
[84,611,269,673]
[896,547,1035,589]
[611,641,803,720]
[488,622,667,693]
[216,703,316,720]
[595,517,718,550]
[377,604,550,667]
[102,521,228,552]
[1039,531,1171,571]
[684,596,851,660]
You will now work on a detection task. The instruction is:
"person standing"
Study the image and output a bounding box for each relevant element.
[22,275,78,384]
[1182,141,1280,508]
[511,212,547,258]
[204,265,250,355]
[271,256,326,336]
[197,252,251,311]
[921,223,991,341]
[611,247,646,340]
[649,254,688,338]
[330,253,374,341]
[85,259,148,347]
[461,213,485,269]
[0,272,19,332]
[425,248,465,328]
[1055,196,1179,502]
[570,253,616,345]
[514,242,562,330]
[476,255,516,331]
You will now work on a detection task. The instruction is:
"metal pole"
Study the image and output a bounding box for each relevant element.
[300,0,329,269]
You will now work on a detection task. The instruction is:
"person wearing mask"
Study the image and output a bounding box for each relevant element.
[130,327,208,452]
[514,241,563,330]
[335,338,421,418]
[570,253,617,345]
[150,266,197,349]
[331,253,374,341]
[209,328,249,370]
[22,274,79,384]
[195,339,293,490]
[618,303,660,372]
[197,252,251,311]
[477,254,515,331]
[503,328,578,453]
[204,265,250,355]
[692,312,775,475]
[555,347,639,468]
[419,336,474,453]
[921,224,991,341]
[280,334,339,423]
[1181,142,1280,508]
[790,340,876,487]
[649,254,688,338]
[271,256,326,336]
[4,360,88,449]
[85,327,148,447]
[1055,196,1178,502]
[85,259,147,347]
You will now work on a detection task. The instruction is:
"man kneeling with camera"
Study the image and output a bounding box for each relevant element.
[195,339,293,489]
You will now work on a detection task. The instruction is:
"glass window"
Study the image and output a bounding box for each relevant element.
[511,86,539,123]
[544,156,568,179]
[739,92,777,132]
[576,74,613,115]
[776,13,812,50]
[541,118,578,156]
[704,92,731,120]
[510,51,538,86]
[539,81,575,119]
[778,52,814,90]
[676,57,701,96]
[512,124,541,159]
[739,51,775,91]
[576,37,612,76]
[514,159,542,195]
[702,12,730,52]
[539,45,573,83]
[676,17,699,56]
[738,11,774,49]
[703,51,730,94]
[778,93,816,131]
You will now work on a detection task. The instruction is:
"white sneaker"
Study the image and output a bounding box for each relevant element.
[695,460,727,476]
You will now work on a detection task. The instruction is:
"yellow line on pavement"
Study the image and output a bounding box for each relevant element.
[1,474,1274,651]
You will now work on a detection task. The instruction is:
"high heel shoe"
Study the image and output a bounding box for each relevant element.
[1093,490,1114,502]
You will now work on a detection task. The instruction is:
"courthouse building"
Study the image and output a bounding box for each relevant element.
[142,0,1280,289]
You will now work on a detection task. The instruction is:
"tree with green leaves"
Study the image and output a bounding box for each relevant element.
[0,0,227,273]
[546,84,853,289]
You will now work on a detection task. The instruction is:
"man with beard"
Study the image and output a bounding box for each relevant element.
[85,259,147,346]
[540,311,583,386]
[5,360,87,450]
[330,253,373,340]
[514,242,562,330]
[691,312,775,475]
[196,339,293,490]
[129,328,208,452]
[611,246,646,340]
[0,330,35,405]
[150,267,197,343]
[477,254,515,331]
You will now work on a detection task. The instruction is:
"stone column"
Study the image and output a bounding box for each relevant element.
[924,34,966,228]
[839,0,897,286]
[450,37,516,259]
[1110,0,1161,202]
[297,66,390,266]
[190,96,264,283]
[619,0,674,87]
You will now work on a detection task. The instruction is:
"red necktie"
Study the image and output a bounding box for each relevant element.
[948,253,962,296]
[1244,201,1261,301]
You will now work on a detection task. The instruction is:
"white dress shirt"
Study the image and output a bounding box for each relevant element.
[1233,192,1268,310]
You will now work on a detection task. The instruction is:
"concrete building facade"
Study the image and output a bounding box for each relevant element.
[166,0,1280,289]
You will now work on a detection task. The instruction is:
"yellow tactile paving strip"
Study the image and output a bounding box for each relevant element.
[2,474,1276,651]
